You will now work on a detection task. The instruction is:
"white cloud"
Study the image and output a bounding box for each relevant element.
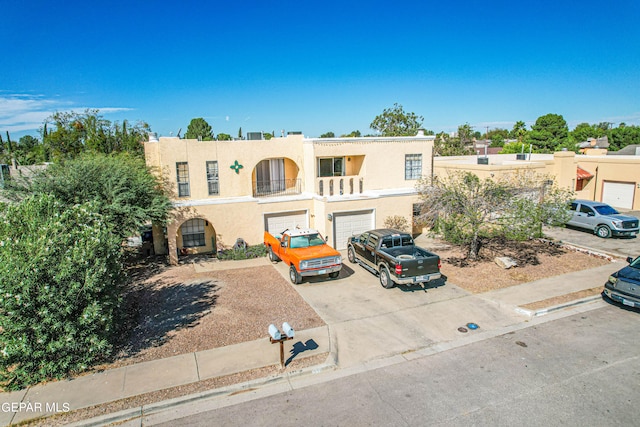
[0,94,133,136]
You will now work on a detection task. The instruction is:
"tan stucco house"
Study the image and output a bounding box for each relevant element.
[144,131,436,264]
[145,129,640,265]
[434,150,640,211]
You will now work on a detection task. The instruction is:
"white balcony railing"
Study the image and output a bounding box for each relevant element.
[316,176,364,196]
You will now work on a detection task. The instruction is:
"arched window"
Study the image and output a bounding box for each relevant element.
[181,219,206,247]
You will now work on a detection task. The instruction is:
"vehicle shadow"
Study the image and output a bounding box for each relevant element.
[601,292,640,313]
[564,224,637,239]
[299,264,357,284]
[285,339,319,366]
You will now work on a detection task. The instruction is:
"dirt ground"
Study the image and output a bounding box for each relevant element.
[435,238,612,294]
[100,261,326,369]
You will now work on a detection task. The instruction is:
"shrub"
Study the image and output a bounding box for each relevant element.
[384,215,410,232]
[0,194,123,390]
[217,243,267,261]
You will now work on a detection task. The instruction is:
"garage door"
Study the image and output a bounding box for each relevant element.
[333,210,374,250]
[602,181,635,209]
[264,210,308,234]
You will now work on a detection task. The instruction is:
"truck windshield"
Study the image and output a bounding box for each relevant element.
[290,234,325,248]
[381,235,414,248]
[594,205,619,215]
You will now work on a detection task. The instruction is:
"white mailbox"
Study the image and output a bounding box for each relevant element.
[282,322,295,338]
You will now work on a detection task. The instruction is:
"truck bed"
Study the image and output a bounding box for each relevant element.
[380,246,436,260]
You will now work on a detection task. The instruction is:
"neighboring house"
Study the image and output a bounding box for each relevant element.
[578,136,609,154]
[144,131,436,264]
[609,144,640,156]
[434,149,640,211]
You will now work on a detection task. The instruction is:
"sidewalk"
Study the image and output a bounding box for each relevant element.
[0,257,622,426]
[1,327,332,426]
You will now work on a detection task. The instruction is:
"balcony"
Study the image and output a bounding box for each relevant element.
[253,178,302,197]
[316,176,364,196]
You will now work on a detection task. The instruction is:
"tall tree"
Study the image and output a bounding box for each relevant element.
[320,131,335,138]
[43,110,149,159]
[571,122,606,143]
[370,103,424,136]
[15,135,44,165]
[184,118,214,141]
[510,121,528,142]
[434,131,473,156]
[608,124,640,151]
[341,130,361,137]
[487,128,509,147]
[11,152,172,240]
[526,113,568,152]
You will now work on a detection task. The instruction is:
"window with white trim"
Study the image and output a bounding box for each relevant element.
[181,219,205,247]
[405,154,422,180]
[318,157,345,177]
[176,162,190,197]
[206,161,219,195]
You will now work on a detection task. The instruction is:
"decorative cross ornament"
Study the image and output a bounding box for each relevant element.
[230,160,244,174]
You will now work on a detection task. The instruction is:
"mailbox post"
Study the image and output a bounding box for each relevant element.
[268,322,295,368]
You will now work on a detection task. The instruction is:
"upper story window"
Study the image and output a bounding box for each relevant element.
[206,161,219,195]
[318,157,344,177]
[176,162,190,197]
[405,154,422,180]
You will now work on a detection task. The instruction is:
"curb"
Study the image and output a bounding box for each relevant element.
[67,356,338,427]
[516,294,604,318]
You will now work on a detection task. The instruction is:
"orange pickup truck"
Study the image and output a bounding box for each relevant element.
[264,228,342,284]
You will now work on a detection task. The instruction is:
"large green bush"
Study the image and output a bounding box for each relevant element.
[0,194,123,390]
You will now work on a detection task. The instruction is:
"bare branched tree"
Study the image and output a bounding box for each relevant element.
[415,170,573,260]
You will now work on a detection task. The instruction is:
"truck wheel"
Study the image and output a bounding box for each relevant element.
[596,225,611,238]
[268,247,280,262]
[347,246,356,264]
[379,266,394,289]
[329,271,340,279]
[289,265,301,285]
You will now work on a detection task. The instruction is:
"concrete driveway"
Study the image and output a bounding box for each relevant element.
[270,254,527,368]
[543,223,640,259]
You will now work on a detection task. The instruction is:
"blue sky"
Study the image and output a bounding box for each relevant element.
[2,0,639,140]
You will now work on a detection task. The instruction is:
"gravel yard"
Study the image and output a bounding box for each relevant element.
[101,260,326,369]
[435,238,613,294]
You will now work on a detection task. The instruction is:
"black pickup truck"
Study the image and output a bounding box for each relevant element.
[347,229,442,289]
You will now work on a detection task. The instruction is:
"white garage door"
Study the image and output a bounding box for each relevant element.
[602,181,635,210]
[333,210,374,250]
[264,210,308,234]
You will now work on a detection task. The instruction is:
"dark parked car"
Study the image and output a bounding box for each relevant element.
[604,256,640,309]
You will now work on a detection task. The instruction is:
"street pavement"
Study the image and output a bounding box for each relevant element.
[145,304,640,427]
[0,228,636,426]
